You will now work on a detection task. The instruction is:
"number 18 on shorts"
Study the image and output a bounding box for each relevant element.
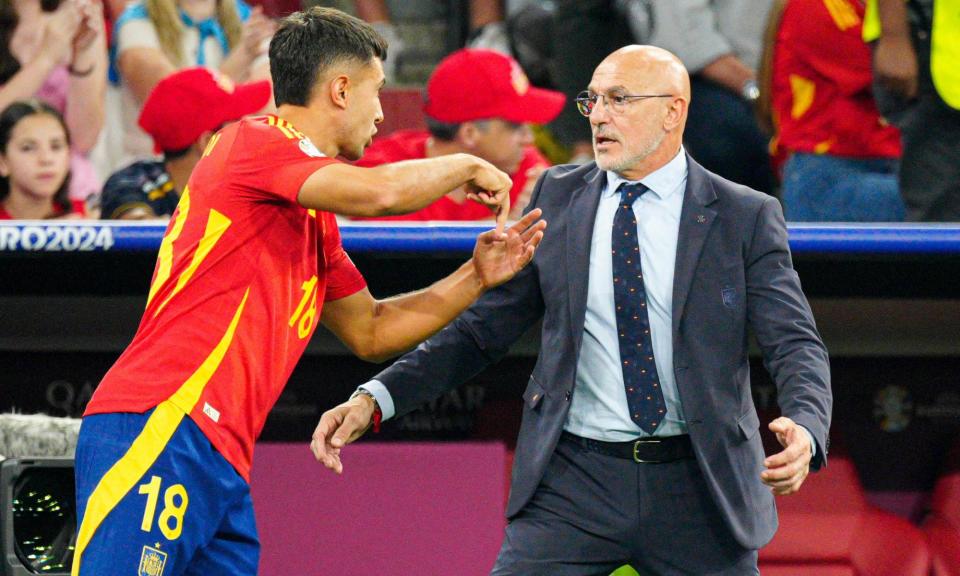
[72,410,259,576]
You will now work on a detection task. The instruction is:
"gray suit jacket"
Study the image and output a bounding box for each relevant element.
[374,156,832,550]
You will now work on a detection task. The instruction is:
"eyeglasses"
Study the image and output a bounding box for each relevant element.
[575,91,673,117]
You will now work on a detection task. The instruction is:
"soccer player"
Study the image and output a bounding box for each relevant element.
[70,7,546,576]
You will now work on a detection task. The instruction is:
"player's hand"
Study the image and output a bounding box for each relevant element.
[875,35,918,101]
[310,394,375,474]
[466,158,512,235]
[761,416,813,495]
[472,208,546,290]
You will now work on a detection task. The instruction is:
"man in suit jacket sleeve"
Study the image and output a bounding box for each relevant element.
[314,45,831,576]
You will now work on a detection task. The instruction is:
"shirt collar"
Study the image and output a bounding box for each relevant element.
[604,146,688,200]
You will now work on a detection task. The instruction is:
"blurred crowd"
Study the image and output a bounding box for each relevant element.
[0,0,957,222]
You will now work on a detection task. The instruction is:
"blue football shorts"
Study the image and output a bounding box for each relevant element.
[72,408,258,576]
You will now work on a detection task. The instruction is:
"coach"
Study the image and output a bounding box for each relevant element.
[317,45,832,575]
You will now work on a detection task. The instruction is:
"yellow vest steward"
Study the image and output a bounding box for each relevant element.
[863,0,960,109]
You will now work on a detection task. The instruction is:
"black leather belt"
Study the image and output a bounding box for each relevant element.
[561,431,694,463]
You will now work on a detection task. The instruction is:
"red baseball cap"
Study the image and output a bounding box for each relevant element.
[424,49,565,125]
[138,67,272,153]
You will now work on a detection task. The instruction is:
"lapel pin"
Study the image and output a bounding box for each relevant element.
[696,214,706,223]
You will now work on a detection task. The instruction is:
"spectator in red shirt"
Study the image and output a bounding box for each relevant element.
[0,99,83,219]
[354,48,565,221]
[100,67,272,219]
[764,0,904,221]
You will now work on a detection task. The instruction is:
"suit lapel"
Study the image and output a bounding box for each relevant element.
[672,155,719,335]
[567,165,606,351]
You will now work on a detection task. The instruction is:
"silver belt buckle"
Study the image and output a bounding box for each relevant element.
[632,438,662,463]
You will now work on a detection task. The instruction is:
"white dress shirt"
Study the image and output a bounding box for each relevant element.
[564,148,688,441]
[361,149,688,429]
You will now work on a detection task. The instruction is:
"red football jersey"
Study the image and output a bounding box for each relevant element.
[772,0,901,159]
[352,129,548,221]
[85,115,367,480]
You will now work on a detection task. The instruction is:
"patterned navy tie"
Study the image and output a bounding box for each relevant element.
[612,182,666,434]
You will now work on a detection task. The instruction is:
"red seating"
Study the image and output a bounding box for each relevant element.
[925,441,960,576]
[759,458,930,575]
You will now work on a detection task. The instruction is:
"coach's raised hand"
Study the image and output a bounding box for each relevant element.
[472,208,545,288]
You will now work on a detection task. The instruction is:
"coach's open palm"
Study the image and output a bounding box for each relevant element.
[473,208,546,289]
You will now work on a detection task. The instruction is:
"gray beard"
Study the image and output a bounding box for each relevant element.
[597,129,666,176]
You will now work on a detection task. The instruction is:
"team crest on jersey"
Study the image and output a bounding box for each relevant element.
[138,545,167,576]
[299,137,326,158]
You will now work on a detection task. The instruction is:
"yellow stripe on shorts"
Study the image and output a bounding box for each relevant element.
[72,288,250,576]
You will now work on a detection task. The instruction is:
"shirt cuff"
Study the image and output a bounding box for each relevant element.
[359,380,396,420]
[799,425,817,458]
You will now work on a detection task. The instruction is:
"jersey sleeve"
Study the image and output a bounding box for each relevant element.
[230,119,339,205]
[321,214,367,300]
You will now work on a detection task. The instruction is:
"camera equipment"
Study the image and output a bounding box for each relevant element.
[1,458,75,576]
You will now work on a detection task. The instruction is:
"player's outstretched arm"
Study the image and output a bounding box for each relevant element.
[297,153,512,232]
[319,208,545,364]
[314,209,546,473]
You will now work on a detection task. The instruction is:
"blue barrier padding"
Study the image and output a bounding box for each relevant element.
[341,223,489,253]
[787,224,960,254]
[1,221,959,254]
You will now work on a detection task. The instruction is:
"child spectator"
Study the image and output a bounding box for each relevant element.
[0,100,83,219]
[0,0,107,209]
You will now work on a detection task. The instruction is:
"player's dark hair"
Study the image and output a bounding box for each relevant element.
[0,100,73,215]
[270,7,388,107]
